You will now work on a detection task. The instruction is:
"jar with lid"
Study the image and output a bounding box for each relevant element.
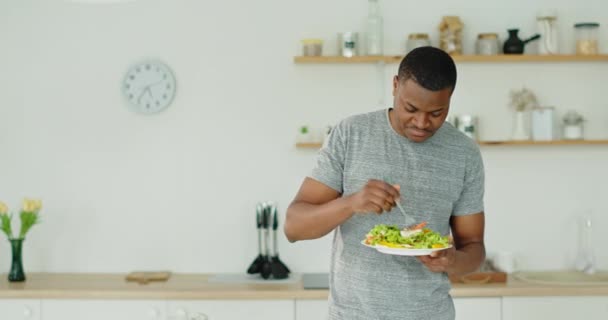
[574,22,600,55]
[475,33,499,55]
[406,33,430,53]
[301,39,323,56]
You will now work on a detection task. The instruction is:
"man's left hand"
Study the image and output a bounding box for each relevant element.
[417,240,456,273]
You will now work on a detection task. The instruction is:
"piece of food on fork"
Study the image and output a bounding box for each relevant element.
[400,221,427,238]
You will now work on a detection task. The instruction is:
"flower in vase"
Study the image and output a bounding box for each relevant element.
[509,88,538,112]
[0,198,42,240]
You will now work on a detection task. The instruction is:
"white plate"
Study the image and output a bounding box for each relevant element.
[361,240,451,256]
[375,245,451,256]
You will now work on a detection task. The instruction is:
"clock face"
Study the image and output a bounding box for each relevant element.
[122,60,176,114]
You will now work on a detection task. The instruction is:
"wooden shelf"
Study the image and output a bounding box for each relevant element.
[478,140,608,146]
[296,140,608,149]
[294,54,608,64]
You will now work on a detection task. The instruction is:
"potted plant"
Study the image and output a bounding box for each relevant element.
[0,198,42,282]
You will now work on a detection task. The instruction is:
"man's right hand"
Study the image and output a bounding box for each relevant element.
[346,179,401,214]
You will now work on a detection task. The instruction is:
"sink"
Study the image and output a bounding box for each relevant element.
[514,270,608,286]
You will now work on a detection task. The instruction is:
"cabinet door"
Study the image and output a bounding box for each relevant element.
[0,299,41,320]
[168,300,293,320]
[503,297,608,320]
[453,297,501,320]
[42,299,166,320]
[295,299,328,320]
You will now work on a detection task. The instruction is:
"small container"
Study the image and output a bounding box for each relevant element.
[574,22,600,55]
[338,32,358,58]
[531,106,556,141]
[456,114,478,140]
[562,110,585,140]
[301,39,323,56]
[406,33,430,52]
[475,33,500,55]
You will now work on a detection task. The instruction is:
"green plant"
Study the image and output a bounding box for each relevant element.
[0,198,42,240]
[300,125,309,134]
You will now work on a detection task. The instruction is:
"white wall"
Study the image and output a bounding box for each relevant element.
[0,0,607,274]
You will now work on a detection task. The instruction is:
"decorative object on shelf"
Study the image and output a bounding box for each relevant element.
[456,114,478,140]
[531,106,557,141]
[122,60,176,115]
[537,9,559,55]
[406,33,430,53]
[0,198,42,282]
[503,29,540,54]
[296,125,313,143]
[509,88,538,140]
[301,39,323,56]
[574,23,600,55]
[562,110,585,140]
[125,271,171,285]
[365,0,383,55]
[338,32,359,57]
[438,16,463,55]
[475,33,500,55]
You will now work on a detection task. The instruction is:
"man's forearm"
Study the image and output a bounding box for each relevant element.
[448,242,486,276]
[284,197,354,242]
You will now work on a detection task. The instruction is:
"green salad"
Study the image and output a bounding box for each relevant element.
[364,223,449,249]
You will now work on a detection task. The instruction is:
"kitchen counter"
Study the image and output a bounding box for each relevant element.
[1,273,608,300]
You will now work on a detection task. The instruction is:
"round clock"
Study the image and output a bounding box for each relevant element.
[122,60,176,114]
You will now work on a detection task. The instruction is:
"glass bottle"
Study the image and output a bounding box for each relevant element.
[366,0,383,55]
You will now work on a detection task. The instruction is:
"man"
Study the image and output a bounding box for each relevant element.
[284,46,485,320]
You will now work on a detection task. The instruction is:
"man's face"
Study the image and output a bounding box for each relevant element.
[390,77,452,143]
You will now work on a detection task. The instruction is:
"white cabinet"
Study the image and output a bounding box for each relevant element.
[42,299,166,320]
[295,297,501,320]
[503,296,608,320]
[0,299,41,320]
[453,297,501,320]
[295,299,328,320]
[167,300,293,320]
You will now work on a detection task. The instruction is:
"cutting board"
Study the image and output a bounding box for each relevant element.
[449,272,507,284]
[125,271,171,284]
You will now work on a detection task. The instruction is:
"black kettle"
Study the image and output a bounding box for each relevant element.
[503,29,541,54]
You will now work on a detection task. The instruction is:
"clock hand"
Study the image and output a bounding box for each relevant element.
[137,86,149,104]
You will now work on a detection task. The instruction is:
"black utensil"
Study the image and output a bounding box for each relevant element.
[270,205,290,279]
[246,203,264,274]
[260,203,273,279]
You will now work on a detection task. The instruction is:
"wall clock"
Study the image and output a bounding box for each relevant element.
[122,60,176,114]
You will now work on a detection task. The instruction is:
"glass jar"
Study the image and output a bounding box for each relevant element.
[301,39,323,56]
[574,22,600,55]
[406,33,430,53]
[475,33,499,55]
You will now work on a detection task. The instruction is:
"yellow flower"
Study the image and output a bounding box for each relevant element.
[22,198,41,213]
[0,201,7,215]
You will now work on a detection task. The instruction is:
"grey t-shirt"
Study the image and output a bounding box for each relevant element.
[310,109,485,320]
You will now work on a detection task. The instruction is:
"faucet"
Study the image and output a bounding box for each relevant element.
[575,215,596,275]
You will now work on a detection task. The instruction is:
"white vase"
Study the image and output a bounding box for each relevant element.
[511,111,530,141]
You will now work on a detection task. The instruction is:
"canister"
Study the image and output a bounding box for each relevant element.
[338,32,359,57]
[476,33,499,55]
[574,22,600,55]
[531,106,556,141]
[301,39,323,56]
[406,33,430,53]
